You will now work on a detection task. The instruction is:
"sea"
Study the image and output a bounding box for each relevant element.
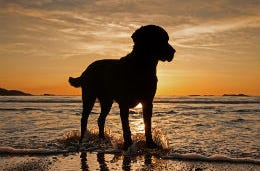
[0,95,259,162]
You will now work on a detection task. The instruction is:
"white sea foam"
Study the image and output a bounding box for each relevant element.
[1,127,260,165]
[162,153,260,164]
[1,147,259,165]
[0,147,68,155]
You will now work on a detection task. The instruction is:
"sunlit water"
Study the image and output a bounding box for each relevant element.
[0,96,259,161]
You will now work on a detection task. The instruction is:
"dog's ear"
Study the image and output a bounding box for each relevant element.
[131,25,169,46]
[131,26,145,45]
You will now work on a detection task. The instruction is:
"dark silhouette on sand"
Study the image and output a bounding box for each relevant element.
[69,25,175,150]
[80,152,155,171]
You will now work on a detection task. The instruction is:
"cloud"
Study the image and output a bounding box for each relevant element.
[1,0,260,59]
[175,16,260,37]
[171,14,260,53]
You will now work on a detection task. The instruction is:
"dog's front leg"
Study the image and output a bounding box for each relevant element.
[143,102,158,148]
[119,104,133,150]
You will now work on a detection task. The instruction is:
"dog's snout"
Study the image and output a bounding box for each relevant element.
[169,44,176,54]
[171,48,176,57]
[165,45,175,62]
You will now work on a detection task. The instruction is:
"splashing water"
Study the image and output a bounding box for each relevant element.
[58,130,81,151]
[152,128,169,149]
[54,128,260,164]
[123,128,170,155]
[57,127,170,155]
[1,126,260,164]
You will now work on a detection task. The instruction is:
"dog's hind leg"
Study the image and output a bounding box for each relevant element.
[80,87,96,143]
[98,98,113,138]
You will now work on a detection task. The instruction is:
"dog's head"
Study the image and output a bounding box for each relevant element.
[131,25,175,62]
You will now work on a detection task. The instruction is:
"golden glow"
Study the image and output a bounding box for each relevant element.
[131,118,145,134]
[131,103,144,134]
[1,1,260,96]
[135,103,143,109]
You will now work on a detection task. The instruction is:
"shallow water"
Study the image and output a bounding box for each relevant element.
[0,96,259,161]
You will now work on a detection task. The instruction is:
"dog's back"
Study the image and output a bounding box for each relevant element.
[69,59,119,88]
[69,56,156,106]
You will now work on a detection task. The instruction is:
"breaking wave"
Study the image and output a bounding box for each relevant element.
[1,96,259,104]
[162,153,260,164]
[1,128,259,165]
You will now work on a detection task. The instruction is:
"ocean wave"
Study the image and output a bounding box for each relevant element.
[221,118,247,125]
[0,107,83,114]
[0,96,259,104]
[1,128,259,165]
[1,99,259,104]
[232,109,260,113]
[162,153,260,165]
[0,147,69,155]
[0,107,47,111]
[166,110,178,114]
[174,106,216,110]
[154,100,260,104]
[0,99,82,103]
[154,110,178,116]
[1,146,259,165]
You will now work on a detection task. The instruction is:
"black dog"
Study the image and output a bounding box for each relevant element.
[69,25,175,150]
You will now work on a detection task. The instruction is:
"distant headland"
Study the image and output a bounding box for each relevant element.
[0,88,32,96]
[188,94,249,97]
[0,88,59,96]
[222,94,249,97]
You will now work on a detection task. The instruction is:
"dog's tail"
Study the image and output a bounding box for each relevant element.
[69,77,82,88]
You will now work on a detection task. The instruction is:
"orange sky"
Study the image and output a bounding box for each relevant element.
[1,0,260,96]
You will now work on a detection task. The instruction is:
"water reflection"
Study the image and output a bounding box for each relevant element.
[97,152,109,171]
[80,152,89,171]
[80,152,164,171]
[130,104,144,134]
[131,118,145,134]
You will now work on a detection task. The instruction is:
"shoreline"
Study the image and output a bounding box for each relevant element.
[1,152,260,171]
[1,146,260,165]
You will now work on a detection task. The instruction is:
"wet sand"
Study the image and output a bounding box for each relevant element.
[1,130,260,170]
[1,153,260,171]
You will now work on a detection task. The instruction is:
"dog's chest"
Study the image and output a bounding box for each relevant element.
[121,68,157,99]
[102,60,158,101]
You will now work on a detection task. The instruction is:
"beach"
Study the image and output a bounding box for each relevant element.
[0,95,260,170]
[1,152,260,171]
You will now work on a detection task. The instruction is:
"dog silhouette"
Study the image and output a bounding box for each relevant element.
[69,25,175,150]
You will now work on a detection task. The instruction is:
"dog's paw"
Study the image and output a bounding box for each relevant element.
[146,141,158,149]
[126,142,137,155]
[122,142,133,151]
[98,134,105,139]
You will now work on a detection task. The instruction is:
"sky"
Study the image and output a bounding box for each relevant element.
[0,0,260,96]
